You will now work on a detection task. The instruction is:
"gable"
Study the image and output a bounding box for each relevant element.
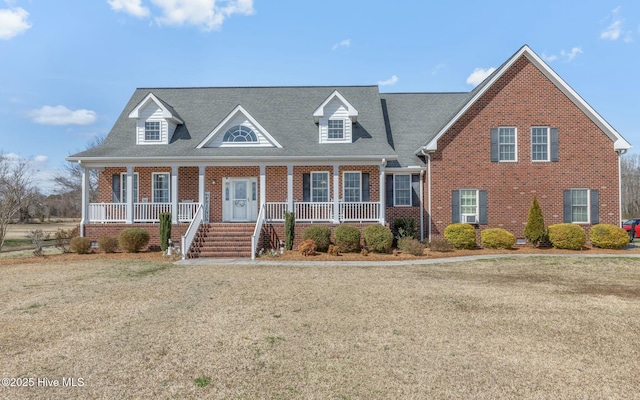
[197,105,282,148]
[129,92,183,145]
[313,90,359,144]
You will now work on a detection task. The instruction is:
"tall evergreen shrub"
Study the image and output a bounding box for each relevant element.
[159,212,172,251]
[284,211,295,250]
[524,196,546,246]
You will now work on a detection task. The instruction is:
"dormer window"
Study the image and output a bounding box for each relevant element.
[223,125,258,143]
[129,93,183,145]
[328,119,344,140]
[145,121,161,141]
[313,90,358,144]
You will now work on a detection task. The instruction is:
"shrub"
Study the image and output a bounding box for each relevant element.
[26,229,50,257]
[98,235,119,253]
[444,223,477,249]
[159,212,172,251]
[393,217,418,239]
[481,228,516,249]
[301,226,331,252]
[119,228,150,253]
[298,238,316,256]
[548,223,586,250]
[70,237,92,254]
[524,196,548,246]
[397,237,424,256]
[334,225,361,253]
[328,244,340,256]
[589,224,629,249]
[284,211,295,250]
[363,224,393,253]
[54,226,79,253]
[429,238,453,252]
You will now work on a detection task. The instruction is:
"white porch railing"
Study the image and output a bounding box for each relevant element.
[178,202,199,222]
[295,202,333,221]
[89,203,127,222]
[339,202,380,221]
[181,204,203,260]
[265,202,288,221]
[134,203,172,222]
[87,202,199,223]
[251,203,266,260]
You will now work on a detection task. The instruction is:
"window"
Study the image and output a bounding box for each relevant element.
[145,121,161,141]
[120,173,139,203]
[311,172,329,202]
[223,125,258,143]
[152,173,170,203]
[571,189,588,223]
[498,127,516,161]
[461,189,478,221]
[328,119,344,139]
[531,127,550,161]
[452,189,487,224]
[343,172,361,202]
[394,175,411,206]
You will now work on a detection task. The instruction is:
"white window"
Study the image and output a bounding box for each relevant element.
[571,189,589,223]
[499,127,517,161]
[461,189,478,222]
[531,127,550,161]
[311,172,329,202]
[343,172,361,202]
[394,175,411,206]
[145,121,161,141]
[223,125,258,143]
[120,172,139,203]
[328,119,344,139]
[152,173,170,203]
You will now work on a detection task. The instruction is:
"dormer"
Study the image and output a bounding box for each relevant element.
[313,90,358,144]
[197,105,282,148]
[128,93,183,145]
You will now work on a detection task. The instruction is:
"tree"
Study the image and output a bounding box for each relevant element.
[621,153,640,218]
[524,196,546,246]
[0,154,36,251]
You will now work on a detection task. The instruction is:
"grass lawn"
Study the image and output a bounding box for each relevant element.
[1,257,639,399]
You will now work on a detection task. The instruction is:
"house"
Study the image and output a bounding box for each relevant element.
[67,45,631,258]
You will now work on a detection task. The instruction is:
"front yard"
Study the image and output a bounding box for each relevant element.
[1,257,639,399]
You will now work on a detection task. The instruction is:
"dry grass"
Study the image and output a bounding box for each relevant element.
[1,256,640,399]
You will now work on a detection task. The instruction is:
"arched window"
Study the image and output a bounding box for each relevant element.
[223,125,257,143]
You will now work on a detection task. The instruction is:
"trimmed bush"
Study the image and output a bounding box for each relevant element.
[589,224,629,249]
[159,212,172,251]
[298,238,316,256]
[444,223,477,249]
[397,237,424,256]
[363,224,393,253]
[98,235,119,253]
[481,228,516,249]
[334,225,361,253]
[524,196,547,246]
[301,226,331,252]
[70,237,92,254]
[393,217,418,239]
[548,223,586,250]
[119,228,150,253]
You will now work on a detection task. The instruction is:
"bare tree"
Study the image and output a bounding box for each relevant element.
[0,154,36,251]
[621,153,640,218]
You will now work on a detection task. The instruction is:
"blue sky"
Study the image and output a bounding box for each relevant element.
[1,0,639,194]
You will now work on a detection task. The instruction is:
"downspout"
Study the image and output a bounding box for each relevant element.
[421,149,432,243]
[618,149,627,222]
[419,169,425,242]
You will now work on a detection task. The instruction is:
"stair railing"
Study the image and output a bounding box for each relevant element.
[251,203,266,260]
[181,203,203,260]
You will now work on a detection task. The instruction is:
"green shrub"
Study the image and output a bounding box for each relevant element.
[397,237,424,256]
[284,211,295,251]
[98,235,119,253]
[159,212,172,251]
[393,217,418,239]
[429,238,453,252]
[444,223,477,249]
[524,196,547,246]
[481,228,516,249]
[334,225,361,253]
[363,224,393,253]
[589,224,629,249]
[301,226,331,252]
[119,228,150,253]
[70,236,92,254]
[548,223,586,250]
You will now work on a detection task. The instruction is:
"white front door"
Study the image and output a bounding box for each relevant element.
[223,178,257,221]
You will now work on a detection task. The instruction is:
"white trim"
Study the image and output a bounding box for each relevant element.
[313,90,358,123]
[531,126,551,162]
[460,189,480,222]
[569,188,590,224]
[152,172,171,203]
[128,92,183,124]
[197,105,282,149]
[120,172,139,203]
[342,171,362,202]
[498,126,518,162]
[310,171,330,203]
[393,174,411,207]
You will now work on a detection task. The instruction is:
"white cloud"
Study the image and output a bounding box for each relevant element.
[107,0,150,17]
[332,39,350,50]
[560,47,583,62]
[600,6,633,42]
[601,20,622,40]
[466,67,495,87]
[378,75,399,86]
[34,155,48,163]
[29,105,98,126]
[541,53,558,62]
[0,7,31,39]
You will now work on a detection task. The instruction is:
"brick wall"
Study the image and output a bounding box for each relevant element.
[84,223,189,251]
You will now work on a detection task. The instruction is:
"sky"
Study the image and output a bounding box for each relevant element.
[1,0,639,194]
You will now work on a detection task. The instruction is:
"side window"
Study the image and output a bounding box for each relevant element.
[120,172,139,203]
[452,189,488,224]
[145,121,161,141]
[531,127,550,161]
[343,172,361,202]
[490,127,517,162]
[394,175,411,206]
[152,173,170,203]
[563,189,598,224]
[328,119,345,140]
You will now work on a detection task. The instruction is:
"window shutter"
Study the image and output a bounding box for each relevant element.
[490,128,499,162]
[411,175,420,206]
[302,173,310,202]
[479,190,488,224]
[551,128,559,162]
[362,173,370,202]
[590,190,599,224]
[451,190,460,223]
[563,190,572,223]
[386,175,394,207]
[112,174,121,203]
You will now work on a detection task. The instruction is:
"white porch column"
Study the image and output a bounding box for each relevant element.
[287,165,293,212]
[333,165,340,224]
[125,165,133,224]
[80,165,89,236]
[379,161,386,225]
[171,166,178,224]
[259,164,266,209]
[198,166,205,205]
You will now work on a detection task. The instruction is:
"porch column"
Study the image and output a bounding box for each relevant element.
[171,166,178,224]
[333,165,340,224]
[259,164,266,209]
[198,166,205,205]
[80,165,89,236]
[379,161,386,225]
[287,165,293,212]
[125,165,133,224]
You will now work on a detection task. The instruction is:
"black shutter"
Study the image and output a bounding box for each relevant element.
[362,173,370,202]
[386,175,394,207]
[112,174,121,203]
[302,173,310,202]
[551,128,559,162]
[590,190,599,224]
[452,190,460,223]
[411,175,420,206]
[490,128,499,162]
[563,190,572,223]
[479,190,488,224]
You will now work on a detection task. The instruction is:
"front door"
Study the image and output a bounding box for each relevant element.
[223,178,257,221]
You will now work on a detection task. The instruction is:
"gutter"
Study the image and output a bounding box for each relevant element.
[421,148,432,243]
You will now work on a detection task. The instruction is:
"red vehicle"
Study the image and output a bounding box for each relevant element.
[622,218,640,240]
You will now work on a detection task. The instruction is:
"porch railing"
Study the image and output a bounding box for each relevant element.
[265,202,288,221]
[264,201,380,222]
[181,204,203,260]
[87,202,199,223]
[295,202,333,221]
[251,203,266,260]
[339,202,380,222]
